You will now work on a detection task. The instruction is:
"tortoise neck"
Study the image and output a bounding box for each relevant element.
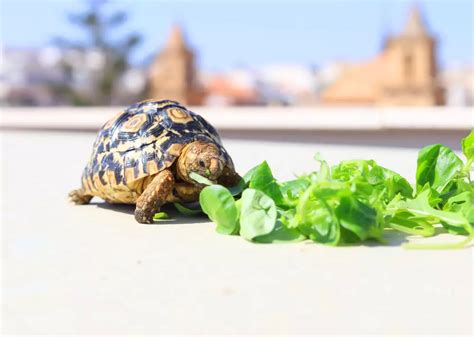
[176,142,194,183]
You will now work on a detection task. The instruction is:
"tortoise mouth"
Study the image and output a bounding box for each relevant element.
[188,171,217,186]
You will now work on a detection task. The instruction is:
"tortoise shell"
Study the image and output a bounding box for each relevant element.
[80,100,233,203]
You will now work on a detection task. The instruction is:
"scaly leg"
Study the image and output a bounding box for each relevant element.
[135,169,174,224]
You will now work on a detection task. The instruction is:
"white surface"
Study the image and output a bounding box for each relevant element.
[1,130,473,335]
[1,106,473,131]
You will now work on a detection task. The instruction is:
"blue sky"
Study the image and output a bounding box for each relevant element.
[1,0,473,71]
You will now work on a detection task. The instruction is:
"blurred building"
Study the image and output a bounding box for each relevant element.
[0,47,63,105]
[3,6,472,108]
[1,47,146,106]
[148,25,205,105]
[441,66,474,106]
[258,65,319,105]
[202,68,264,106]
[201,64,344,106]
[321,6,445,106]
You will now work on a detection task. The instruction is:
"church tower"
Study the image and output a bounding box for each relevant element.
[379,6,444,105]
[320,5,444,106]
[148,25,204,105]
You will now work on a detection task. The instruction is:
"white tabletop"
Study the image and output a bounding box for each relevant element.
[1,130,472,336]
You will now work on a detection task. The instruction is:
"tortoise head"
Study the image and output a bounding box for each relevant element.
[177,141,225,185]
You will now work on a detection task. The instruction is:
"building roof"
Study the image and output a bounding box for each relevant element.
[403,5,429,36]
[320,53,387,104]
[164,25,190,51]
[205,75,261,105]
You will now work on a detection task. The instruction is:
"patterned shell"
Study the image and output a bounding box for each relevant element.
[80,100,233,203]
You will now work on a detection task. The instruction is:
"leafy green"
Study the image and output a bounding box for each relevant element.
[388,211,436,237]
[247,161,284,206]
[390,190,471,230]
[199,185,239,235]
[239,189,277,241]
[444,190,474,223]
[416,144,463,194]
[295,192,341,245]
[174,203,202,215]
[238,163,261,189]
[194,131,474,249]
[366,163,414,200]
[280,179,310,206]
[462,130,474,161]
[153,212,169,220]
[227,183,245,197]
[189,172,215,186]
[336,195,382,242]
[253,221,306,243]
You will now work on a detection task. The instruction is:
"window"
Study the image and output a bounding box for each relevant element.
[404,53,413,84]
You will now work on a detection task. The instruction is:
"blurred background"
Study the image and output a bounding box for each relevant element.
[1,0,473,107]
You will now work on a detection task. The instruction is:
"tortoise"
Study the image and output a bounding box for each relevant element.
[69,99,241,223]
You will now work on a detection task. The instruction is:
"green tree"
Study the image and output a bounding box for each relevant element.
[53,0,142,105]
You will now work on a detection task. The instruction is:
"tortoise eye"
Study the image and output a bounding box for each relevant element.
[198,159,206,168]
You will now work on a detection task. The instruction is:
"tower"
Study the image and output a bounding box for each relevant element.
[378,5,444,105]
[320,5,445,106]
[148,25,204,105]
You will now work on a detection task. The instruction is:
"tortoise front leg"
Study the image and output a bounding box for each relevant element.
[174,183,202,202]
[165,183,203,203]
[135,169,174,224]
[218,166,242,187]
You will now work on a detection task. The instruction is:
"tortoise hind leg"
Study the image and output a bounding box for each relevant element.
[135,169,174,224]
[69,188,93,205]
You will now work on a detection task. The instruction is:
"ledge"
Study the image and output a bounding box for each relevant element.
[1,106,473,131]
